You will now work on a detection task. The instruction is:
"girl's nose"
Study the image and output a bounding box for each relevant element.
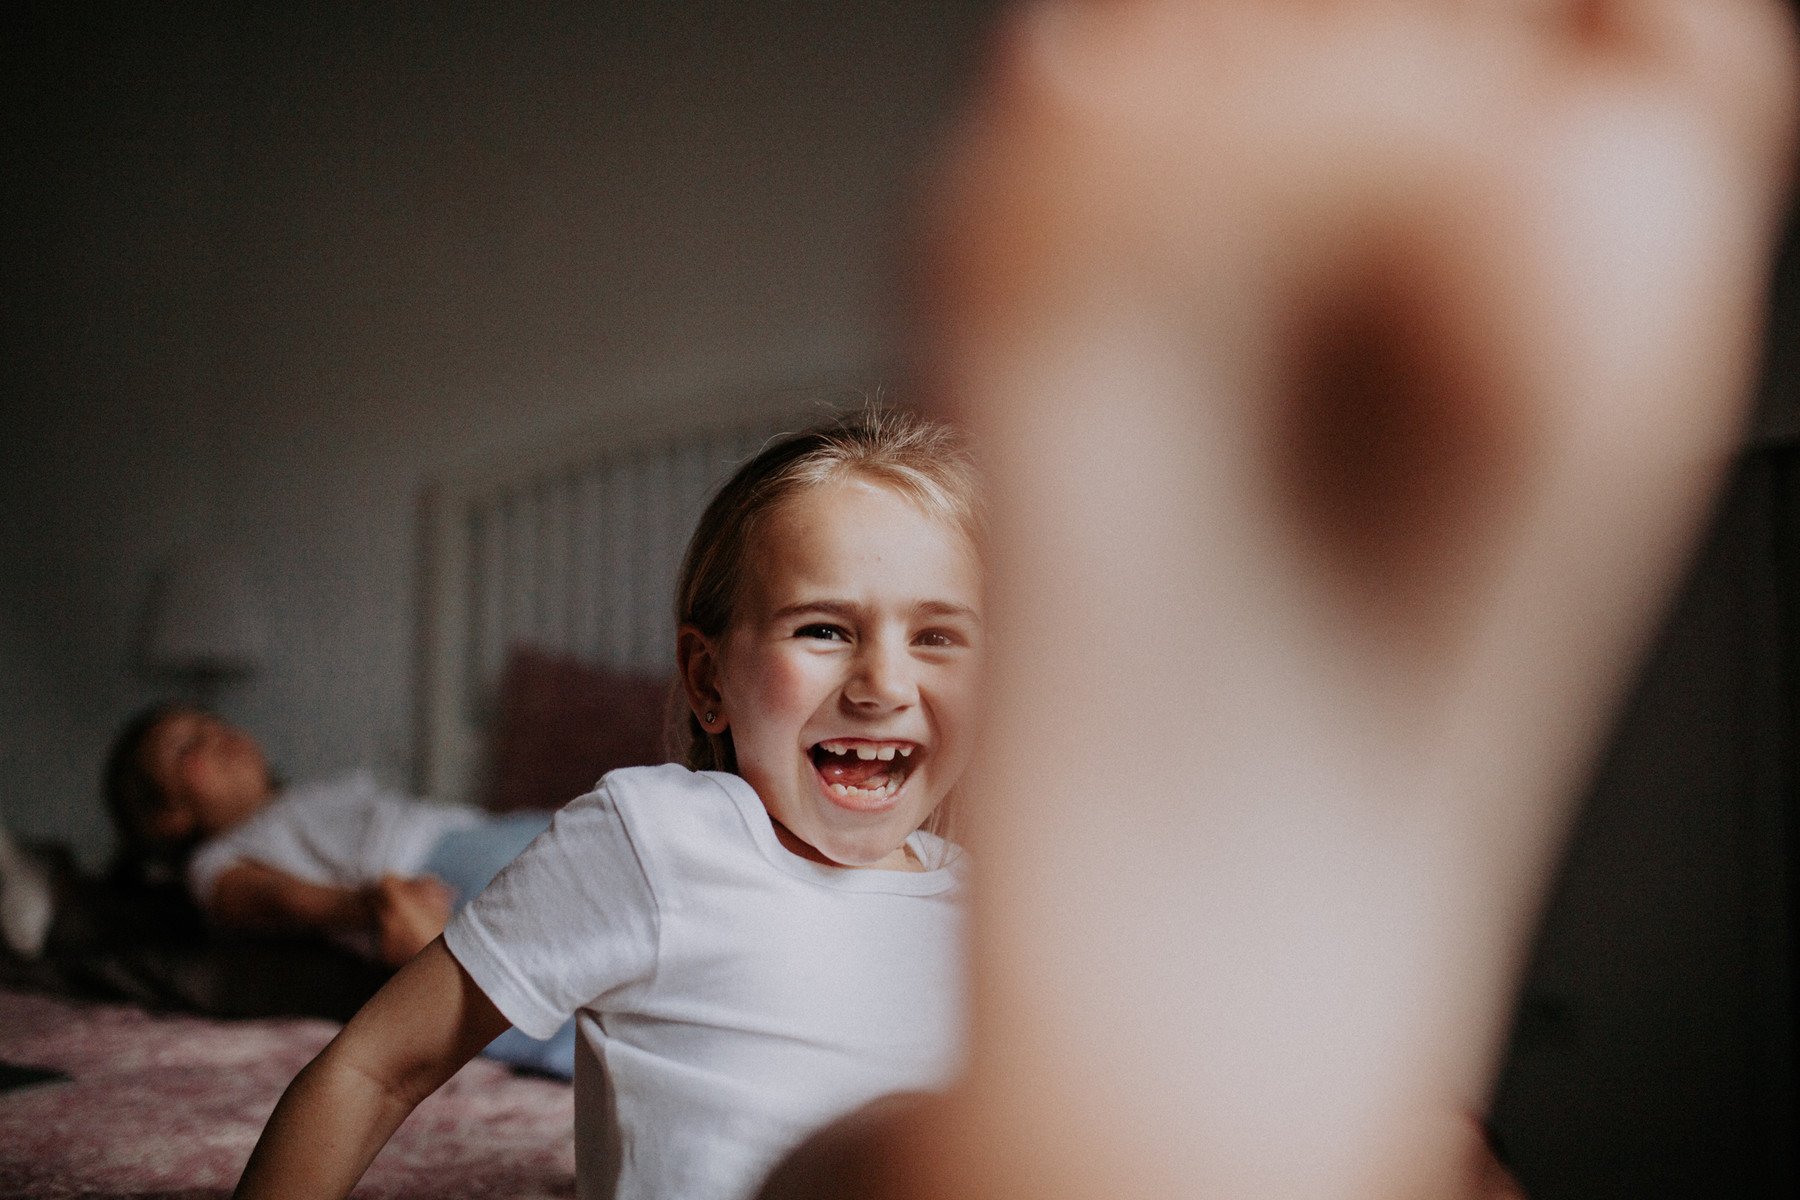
[843,638,918,711]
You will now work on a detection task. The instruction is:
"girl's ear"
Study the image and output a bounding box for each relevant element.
[677,625,727,732]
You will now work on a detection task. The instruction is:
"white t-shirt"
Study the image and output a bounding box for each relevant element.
[444,763,967,1200]
[187,770,482,909]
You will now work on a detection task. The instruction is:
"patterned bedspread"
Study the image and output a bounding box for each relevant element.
[0,987,574,1199]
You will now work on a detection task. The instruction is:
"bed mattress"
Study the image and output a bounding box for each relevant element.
[0,987,574,1199]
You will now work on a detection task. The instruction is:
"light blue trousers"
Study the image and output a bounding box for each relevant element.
[423,813,577,1079]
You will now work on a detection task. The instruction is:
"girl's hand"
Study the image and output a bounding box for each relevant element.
[371,875,452,967]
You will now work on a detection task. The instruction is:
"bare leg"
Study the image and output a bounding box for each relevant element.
[909,2,1797,1198]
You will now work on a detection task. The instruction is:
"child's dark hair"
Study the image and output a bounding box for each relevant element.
[102,700,197,879]
[674,406,983,787]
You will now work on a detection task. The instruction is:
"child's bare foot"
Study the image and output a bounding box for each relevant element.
[912,1,1796,1198]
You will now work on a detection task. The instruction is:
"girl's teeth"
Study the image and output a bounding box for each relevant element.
[815,741,914,758]
[827,778,900,800]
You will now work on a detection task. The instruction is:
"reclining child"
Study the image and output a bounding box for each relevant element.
[103,702,575,1075]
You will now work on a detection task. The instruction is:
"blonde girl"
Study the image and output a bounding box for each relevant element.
[234,408,984,1200]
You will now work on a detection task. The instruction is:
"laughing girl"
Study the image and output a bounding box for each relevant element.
[233,409,983,1200]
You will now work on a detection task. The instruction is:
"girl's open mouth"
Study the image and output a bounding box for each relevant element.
[809,739,918,806]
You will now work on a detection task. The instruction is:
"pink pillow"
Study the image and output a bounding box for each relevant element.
[484,645,677,812]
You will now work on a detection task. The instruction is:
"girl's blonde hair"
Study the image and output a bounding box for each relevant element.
[674,406,982,840]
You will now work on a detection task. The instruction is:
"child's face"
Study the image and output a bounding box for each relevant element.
[703,478,983,869]
[142,710,272,840]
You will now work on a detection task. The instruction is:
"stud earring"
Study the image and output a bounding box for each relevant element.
[703,711,716,727]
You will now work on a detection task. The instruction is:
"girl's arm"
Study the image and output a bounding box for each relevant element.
[209,862,452,964]
[209,861,379,930]
[234,936,511,1200]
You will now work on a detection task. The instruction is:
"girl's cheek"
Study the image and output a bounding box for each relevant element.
[737,650,820,718]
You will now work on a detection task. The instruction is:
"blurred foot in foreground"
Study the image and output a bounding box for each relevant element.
[896,2,1796,1198]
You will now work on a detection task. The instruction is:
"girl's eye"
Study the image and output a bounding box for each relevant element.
[796,623,850,643]
[914,629,958,648]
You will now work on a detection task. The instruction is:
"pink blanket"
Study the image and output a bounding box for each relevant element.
[0,988,574,1199]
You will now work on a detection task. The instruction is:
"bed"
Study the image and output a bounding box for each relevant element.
[0,987,574,1199]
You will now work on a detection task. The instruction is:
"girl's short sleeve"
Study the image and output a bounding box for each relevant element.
[442,784,659,1040]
